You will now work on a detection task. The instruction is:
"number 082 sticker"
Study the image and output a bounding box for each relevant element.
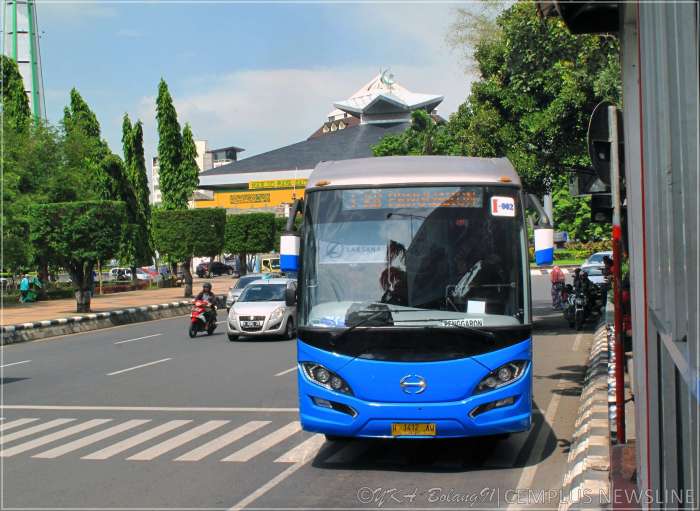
[490,196,516,217]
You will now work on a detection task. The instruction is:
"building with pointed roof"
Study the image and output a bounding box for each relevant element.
[195,72,444,214]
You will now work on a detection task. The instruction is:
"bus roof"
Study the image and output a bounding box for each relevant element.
[306,156,521,190]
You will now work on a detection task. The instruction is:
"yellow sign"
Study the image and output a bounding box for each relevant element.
[195,188,305,209]
[249,179,308,190]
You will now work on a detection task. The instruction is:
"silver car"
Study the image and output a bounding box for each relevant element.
[581,250,612,272]
[227,278,297,341]
[225,273,280,309]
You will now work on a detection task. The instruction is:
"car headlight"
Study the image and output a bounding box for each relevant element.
[475,361,528,394]
[301,362,353,395]
[269,306,285,323]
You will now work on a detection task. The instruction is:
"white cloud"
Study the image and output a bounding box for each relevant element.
[135,4,477,167]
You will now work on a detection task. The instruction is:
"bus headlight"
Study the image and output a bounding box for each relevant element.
[301,362,353,395]
[475,361,528,393]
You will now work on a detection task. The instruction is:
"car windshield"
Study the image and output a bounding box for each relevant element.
[587,253,607,264]
[235,276,259,289]
[239,284,286,302]
[587,267,604,276]
[299,186,529,330]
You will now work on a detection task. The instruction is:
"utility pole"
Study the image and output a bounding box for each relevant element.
[609,104,626,444]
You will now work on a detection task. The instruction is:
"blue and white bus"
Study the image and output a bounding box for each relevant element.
[281,156,532,439]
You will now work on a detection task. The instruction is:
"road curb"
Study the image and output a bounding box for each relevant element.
[559,322,611,511]
[0,295,225,344]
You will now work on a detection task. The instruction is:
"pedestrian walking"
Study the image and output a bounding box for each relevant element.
[550,265,566,310]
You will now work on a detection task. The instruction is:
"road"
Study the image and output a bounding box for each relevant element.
[1,274,592,509]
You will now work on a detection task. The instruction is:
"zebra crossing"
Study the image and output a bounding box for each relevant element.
[0,416,322,464]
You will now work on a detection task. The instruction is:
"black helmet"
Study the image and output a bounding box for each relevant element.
[202,282,212,291]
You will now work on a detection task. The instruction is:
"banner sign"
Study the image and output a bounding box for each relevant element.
[249,179,308,190]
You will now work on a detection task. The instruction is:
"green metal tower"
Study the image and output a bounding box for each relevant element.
[2,0,45,122]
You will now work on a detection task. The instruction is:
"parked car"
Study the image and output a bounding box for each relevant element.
[196,261,235,278]
[226,278,296,341]
[225,273,281,309]
[584,266,607,286]
[581,251,612,271]
[109,267,153,282]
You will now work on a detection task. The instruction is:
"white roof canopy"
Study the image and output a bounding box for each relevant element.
[329,71,443,124]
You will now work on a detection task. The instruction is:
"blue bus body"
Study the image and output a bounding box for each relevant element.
[298,339,532,438]
[282,156,533,439]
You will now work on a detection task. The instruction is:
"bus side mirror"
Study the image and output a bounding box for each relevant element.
[285,286,297,306]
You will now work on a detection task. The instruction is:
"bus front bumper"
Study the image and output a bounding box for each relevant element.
[298,365,532,439]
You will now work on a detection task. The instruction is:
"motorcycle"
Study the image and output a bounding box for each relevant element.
[563,284,588,330]
[189,300,217,338]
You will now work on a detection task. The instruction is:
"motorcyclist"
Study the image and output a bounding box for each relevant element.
[195,282,217,324]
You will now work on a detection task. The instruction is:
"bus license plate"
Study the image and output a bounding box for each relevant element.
[391,423,436,437]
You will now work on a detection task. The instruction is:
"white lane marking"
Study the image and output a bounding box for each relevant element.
[572,331,584,351]
[222,421,301,462]
[0,418,76,445]
[127,420,229,461]
[2,405,297,412]
[114,334,162,345]
[106,358,172,376]
[508,380,566,509]
[82,420,191,460]
[176,421,270,462]
[33,420,150,459]
[229,436,325,511]
[1,419,111,457]
[274,366,297,377]
[0,418,39,432]
[274,433,325,463]
[0,360,31,369]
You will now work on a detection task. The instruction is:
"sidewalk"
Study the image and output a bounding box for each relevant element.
[1,278,231,326]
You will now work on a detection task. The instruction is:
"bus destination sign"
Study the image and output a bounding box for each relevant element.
[342,188,483,210]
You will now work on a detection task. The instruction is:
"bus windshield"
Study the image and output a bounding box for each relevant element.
[300,186,530,333]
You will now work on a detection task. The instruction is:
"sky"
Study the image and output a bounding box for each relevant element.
[31,1,478,170]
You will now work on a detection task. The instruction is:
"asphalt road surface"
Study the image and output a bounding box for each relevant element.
[1,274,593,510]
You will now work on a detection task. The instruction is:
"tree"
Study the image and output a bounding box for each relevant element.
[373,2,620,240]
[551,176,608,241]
[179,123,201,204]
[121,116,153,278]
[29,201,127,312]
[224,213,277,275]
[128,120,151,221]
[62,88,111,197]
[100,155,152,281]
[1,55,31,132]
[156,79,188,210]
[122,114,135,172]
[151,208,226,296]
